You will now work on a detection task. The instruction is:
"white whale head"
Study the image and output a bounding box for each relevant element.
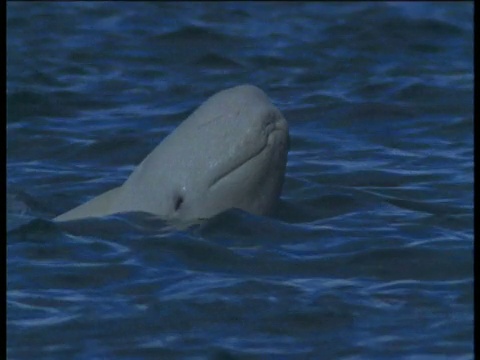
[54,84,289,224]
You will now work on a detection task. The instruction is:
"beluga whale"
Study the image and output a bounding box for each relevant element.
[54,84,289,225]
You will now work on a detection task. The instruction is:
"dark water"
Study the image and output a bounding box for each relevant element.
[7,2,474,359]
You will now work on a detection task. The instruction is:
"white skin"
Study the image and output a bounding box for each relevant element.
[54,84,289,224]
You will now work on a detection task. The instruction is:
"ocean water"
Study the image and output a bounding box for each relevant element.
[6,2,474,359]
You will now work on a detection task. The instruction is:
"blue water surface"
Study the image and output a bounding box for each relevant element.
[7,2,473,359]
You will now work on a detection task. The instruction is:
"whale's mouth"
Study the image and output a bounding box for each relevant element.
[208,118,288,190]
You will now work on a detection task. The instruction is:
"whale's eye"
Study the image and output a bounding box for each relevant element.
[174,195,184,211]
